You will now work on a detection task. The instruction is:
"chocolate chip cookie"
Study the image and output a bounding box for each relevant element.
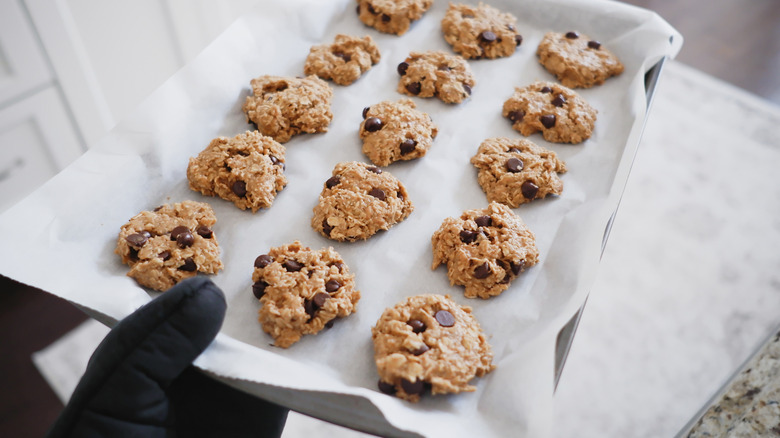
[359,99,438,166]
[431,202,539,299]
[440,3,523,59]
[537,31,624,88]
[311,161,413,241]
[186,131,287,212]
[372,294,495,402]
[502,81,597,144]
[252,241,360,348]
[397,51,475,104]
[304,34,381,86]
[470,137,567,207]
[356,0,433,36]
[115,201,223,291]
[243,75,333,143]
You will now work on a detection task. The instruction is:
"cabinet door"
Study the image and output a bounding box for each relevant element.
[0,0,52,103]
[0,87,84,212]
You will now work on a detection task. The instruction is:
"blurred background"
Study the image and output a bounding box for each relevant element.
[1,0,779,437]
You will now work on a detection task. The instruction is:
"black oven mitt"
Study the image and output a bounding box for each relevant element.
[46,277,288,438]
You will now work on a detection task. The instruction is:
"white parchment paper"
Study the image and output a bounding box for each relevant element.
[0,0,681,436]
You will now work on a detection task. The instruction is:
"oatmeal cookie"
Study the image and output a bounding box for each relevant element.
[537,31,624,88]
[397,51,475,104]
[243,75,333,143]
[187,131,287,212]
[441,2,523,59]
[311,161,413,241]
[115,201,223,291]
[356,0,433,36]
[471,137,567,207]
[431,202,539,299]
[359,99,438,166]
[372,294,495,402]
[252,241,360,348]
[304,34,381,85]
[502,81,596,144]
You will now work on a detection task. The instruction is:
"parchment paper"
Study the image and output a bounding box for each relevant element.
[0,0,681,436]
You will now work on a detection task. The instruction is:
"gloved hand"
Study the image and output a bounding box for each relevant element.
[47,277,288,438]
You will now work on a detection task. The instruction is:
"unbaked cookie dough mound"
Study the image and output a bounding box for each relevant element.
[441,2,523,59]
[372,294,495,402]
[502,80,597,144]
[243,75,333,143]
[187,131,287,212]
[304,34,381,86]
[397,51,475,104]
[115,201,223,291]
[312,161,414,241]
[431,202,539,299]
[252,241,360,348]
[470,137,567,207]
[356,0,433,36]
[359,99,438,166]
[537,31,624,88]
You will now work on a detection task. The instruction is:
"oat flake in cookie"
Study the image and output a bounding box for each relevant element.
[471,137,567,207]
[252,241,360,348]
[397,51,475,104]
[503,80,597,144]
[537,31,624,88]
[187,131,287,212]
[359,99,438,166]
[372,294,495,402]
[431,202,539,299]
[441,2,523,60]
[243,75,333,143]
[311,161,413,241]
[356,0,433,36]
[304,34,381,86]
[115,201,223,292]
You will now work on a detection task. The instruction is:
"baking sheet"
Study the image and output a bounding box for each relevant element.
[0,0,681,436]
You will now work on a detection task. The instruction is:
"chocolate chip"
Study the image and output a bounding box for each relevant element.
[508,147,520,153]
[405,81,422,95]
[435,309,456,327]
[565,31,579,39]
[362,107,370,119]
[269,155,285,170]
[196,226,213,238]
[325,175,341,189]
[475,215,492,227]
[369,188,386,201]
[125,233,148,247]
[411,344,429,356]
[588,40,601,49]
[506,157,524,173]
[407,319,426,333]
[507,24,516,31]
[397,61,409,76]
[367,3,376,14]
[479,30,497,42]
[508,110,525,123]
[313,292,329,308]
[325,279,341,292]
[510,260,525,275]
[283,260,303,272]
[170,226,190,241]
[154,206,163,212]
[179,257,197,272]
[333,51,351,62]
[254,254,273,268]
[158,250,171,261]
[333,262,346,272]
[368,166,382,174]
[252,281,268,299]
[364,117,383,132]
[128,248,139,261]
[232,180,247,197]
[304,299,317,319]
[521,180,540,199]
[540,86,552,93]
[378,380,396,395]
[322,219,334,236]
[400,139,417,154]
[176,232,194,248]
[551,94,566,107]
[325,319,335,329]
[515,34,523,46]
[459,229,478,244]
[540,114,556,128]
[356,4,360,14]
[463,83,472,95]
[401,378,425,395]
[474,262,491,279]
[437,64,451,71]
[381,13,390,22]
